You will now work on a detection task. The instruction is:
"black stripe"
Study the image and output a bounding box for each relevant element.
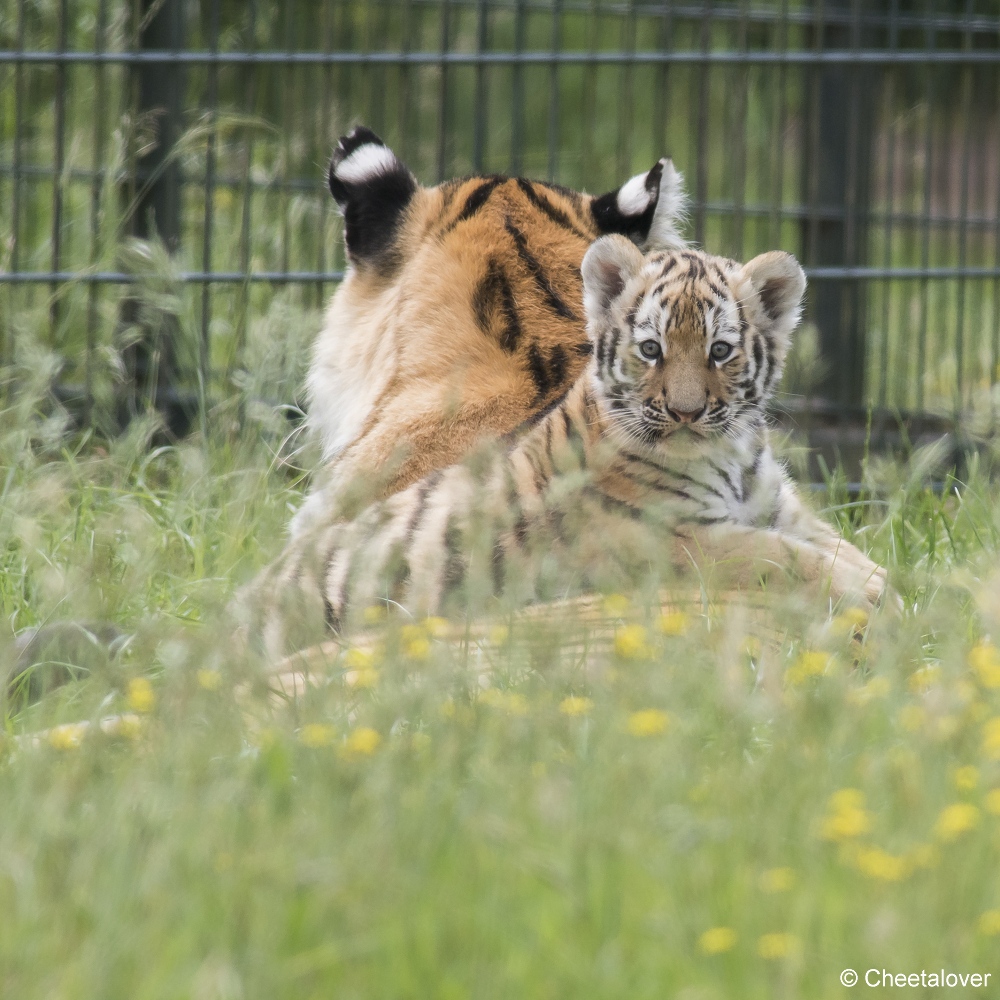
[582,485,643,520]
[323,597,341,634]
[515,178,592,242]
[473,260,521,353]
[547,344,568,391]
[574,340,593,356]
[491,539,507,594]
[526,341,552,399]
[405,471,445,545]
[442,517,467,590]
[449,176,504,229]
[504,217,578,321]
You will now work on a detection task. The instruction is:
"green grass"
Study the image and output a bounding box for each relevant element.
[3,344,1000,998]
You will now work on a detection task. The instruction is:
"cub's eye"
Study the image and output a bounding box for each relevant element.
[710,341,734,362]
[638,340,661,361]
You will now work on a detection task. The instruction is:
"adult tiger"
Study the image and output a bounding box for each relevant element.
[243,238,890,656]
[290,126,688,537]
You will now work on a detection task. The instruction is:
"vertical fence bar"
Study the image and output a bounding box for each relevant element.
[915,3,936,415]
[581,0,598,183]
[953,0,974,420]
[199,0,221,434]
[511,0,526,176]
[547,0,562,182]
[237,0,258,362]
[692,0,713,246]
[472,0,488,172]
[653,0,674,171]
[767,0,789,249]
[801,0,878,413]
[122,0,186,429]
[398,0,414,164]
[280,0,295,277]
[316,0,335,309]
[730,0,748,259]
[436,0,451,182]
[876,0,900,416]
[85,0,109,426]
[49,0,68,341]
[616,0,636,180]
[6,0,27,380]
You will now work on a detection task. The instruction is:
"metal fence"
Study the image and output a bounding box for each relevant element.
[2,0,999,467]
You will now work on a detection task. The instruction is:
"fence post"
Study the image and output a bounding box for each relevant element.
[121,0,186,432]
[801,0,881,415]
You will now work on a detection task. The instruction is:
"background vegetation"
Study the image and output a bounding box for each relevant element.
[3,2,1000,996]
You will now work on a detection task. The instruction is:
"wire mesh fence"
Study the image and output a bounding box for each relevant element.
[2,0,999,465]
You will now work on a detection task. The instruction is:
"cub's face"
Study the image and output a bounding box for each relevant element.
[581,236,806,448]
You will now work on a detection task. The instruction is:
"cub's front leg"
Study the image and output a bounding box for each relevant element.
[673,519,890,611]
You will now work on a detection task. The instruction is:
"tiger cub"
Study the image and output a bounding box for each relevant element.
[245,237,889,656]
[291,126,688,537]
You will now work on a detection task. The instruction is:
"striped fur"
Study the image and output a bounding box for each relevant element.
[292,126,687,537]
[243,239,890,657]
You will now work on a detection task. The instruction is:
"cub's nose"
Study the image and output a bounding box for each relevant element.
[666,404,706,424]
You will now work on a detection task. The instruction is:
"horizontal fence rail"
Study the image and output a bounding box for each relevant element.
[1,0,999,475]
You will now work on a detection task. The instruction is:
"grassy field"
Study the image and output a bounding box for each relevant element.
[3,334,1000,998]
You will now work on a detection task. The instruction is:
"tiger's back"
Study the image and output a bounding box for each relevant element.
[294,127,687,534]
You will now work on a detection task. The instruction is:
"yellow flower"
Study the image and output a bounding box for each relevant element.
[480,689,529,716]
[100,713,143,740]
[627,709,670,737]
[698,927,737,955]
[126,677,155,714]
[982,717,1000,760]
[559,696,594,717]
[404,636,431,660]
[658,611,689,636]
[603,593,630,617]
[362,605,386,625]
[899,705,927,732]
[419,616,447,637]
[343,727,381,757]
[831,608,868,639]
[969,643,1000,689]
[489,624,510,645]
[908,665,940,694]
[820,788,872,841]
[48,722,88,750]
[345,667,379,689]
[757,932,799,959]
[934,803,980,842]
[978,910,1000,937]
[614,624,652,660]
[953,765,979,791]
[197,669,222,691]
[759,867,796,893]
[854,846,910,882]
[299,723,336,748]
[786,650,831,686]
[743,636,762,660]
[344,647,376,670]
[848,676,891,707]
[439,698,456,718]
[985,789,1000,815]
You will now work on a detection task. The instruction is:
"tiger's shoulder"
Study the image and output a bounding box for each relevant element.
[298,127,688,528]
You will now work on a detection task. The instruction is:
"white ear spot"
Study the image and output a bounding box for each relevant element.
[644,158,688,252]
[616,172,654,216]
[334,143,400,185]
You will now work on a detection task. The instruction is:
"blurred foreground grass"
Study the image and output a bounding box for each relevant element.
[3,335,1000,998]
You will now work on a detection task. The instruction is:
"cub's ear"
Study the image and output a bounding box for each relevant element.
[742,251,806,342]
[328,126,418,269]
[581,235,646,319]
[589,158,687,251]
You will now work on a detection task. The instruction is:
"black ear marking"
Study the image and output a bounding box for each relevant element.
[758,279,785,321]
[327,125,418,270]
[590,160,663,242]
